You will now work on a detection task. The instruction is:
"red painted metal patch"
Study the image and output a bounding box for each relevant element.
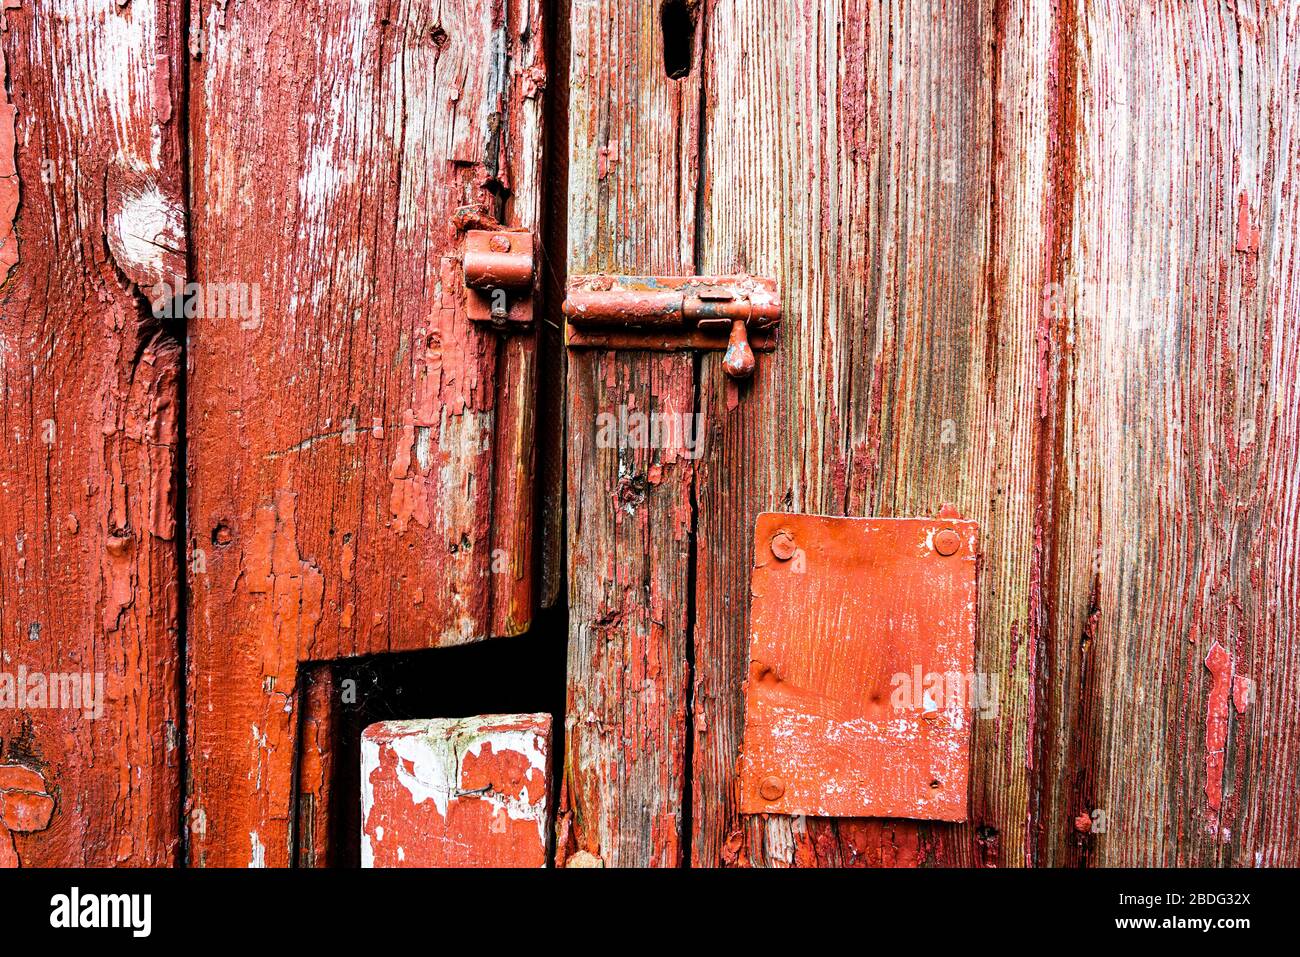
[361,714,552,868]
[738,510,979,820]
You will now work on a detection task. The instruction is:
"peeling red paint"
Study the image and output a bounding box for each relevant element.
[0,0,185,867]
[186,0,545,865]
[1232,675,1252,715]
[1203,642,1231,815]
[0,765,54,868]
[1234,192,1260,253]
[361,715,552,868]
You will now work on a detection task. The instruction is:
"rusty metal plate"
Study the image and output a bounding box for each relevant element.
[738,510,979,820]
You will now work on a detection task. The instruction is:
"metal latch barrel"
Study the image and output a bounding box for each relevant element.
[563,274,781,380]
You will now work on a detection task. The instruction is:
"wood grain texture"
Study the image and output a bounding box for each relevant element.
[0,0,185,866]
[690,0,1034,867]
[186,0,544,867]
[557,0,699,866]
[1033,0,1300,866]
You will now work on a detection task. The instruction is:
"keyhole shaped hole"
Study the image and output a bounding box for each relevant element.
[660,0,695,80]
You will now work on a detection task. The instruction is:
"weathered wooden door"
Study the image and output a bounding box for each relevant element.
[558,0,1300,867]
[0,0,186,867]
[0,0,545,869]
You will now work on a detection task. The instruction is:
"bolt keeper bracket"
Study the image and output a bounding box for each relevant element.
[463,228,536,330]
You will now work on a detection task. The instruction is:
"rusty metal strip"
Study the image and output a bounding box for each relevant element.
[565,327,778,352]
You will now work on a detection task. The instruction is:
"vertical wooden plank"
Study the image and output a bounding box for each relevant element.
[691,0,1032,866]
[187,0,544,867]
[1036,0,1300,866]
[0,0,185,865]
[557,0,699,866]
[988,0,1056,868]
[536,0,570,612]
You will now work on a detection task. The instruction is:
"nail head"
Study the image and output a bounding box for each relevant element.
[770,531,797,561]
[934,529,961,556]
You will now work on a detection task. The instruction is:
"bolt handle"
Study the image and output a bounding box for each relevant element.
[722,318,756,379]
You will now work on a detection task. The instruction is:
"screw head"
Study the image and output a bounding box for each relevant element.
[759,776,785,801]
[489,234,511,253]
[770,531,797,561]
[933,528,961,556]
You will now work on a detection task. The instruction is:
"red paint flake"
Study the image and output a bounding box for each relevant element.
[0,764,55,868]
[0,765,44,793]
[459,743,536,802]
[1232,675,1253,715]
[1234,192,1260,253]
[1203,642,1231,813]
[719,828,746,867]
[519,65,546,100]
[1,791,55,832]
